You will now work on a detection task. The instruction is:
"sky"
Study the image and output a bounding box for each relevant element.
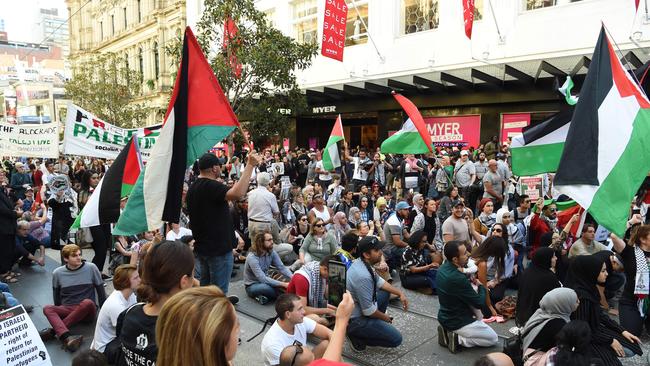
[0,0,68,43]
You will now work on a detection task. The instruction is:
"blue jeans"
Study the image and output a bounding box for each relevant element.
[245,283,279,301]
[197,251,233,294]
[347,290,402,348]
[384,247,406,271]
[0,282,18,307]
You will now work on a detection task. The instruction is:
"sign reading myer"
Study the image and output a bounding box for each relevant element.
[312,106,337,114]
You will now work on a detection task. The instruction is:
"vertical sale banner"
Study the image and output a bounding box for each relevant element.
[321,0,348,61]
[501,113,530,144]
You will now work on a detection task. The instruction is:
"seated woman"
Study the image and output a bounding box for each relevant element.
[299,219,337,264]
[329,211,350,245]
[244,232,293,305]
[288,214,311,255]
[545,320,594,366]
[521,287,579,366]
[108,236,135,275]
[471,236,507,320]
[515,247,561,326]
[473,198,496,236]
[399,230,442,295]
[567,255,642,366]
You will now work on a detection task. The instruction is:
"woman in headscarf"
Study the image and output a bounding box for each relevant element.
[521,287,579,366]
[567,255,642,366]
[348,207,361,228]
[329,211,350,245]
[515,247,561,326]
[473,198,496,236]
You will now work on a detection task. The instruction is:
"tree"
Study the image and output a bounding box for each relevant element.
[167,0,318,146]
[65,53,153,128]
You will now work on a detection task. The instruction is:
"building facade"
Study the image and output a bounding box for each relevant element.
[67,0,186,125]
[36,8,70,59]
[187,0,650,150]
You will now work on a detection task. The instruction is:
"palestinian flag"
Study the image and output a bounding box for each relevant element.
[510,108,573,176]
[113,26,239,235]
[72,136,142,229]
[380,92,433,154]
[554,26,650,236]
[558,76,579,105]
[322,115,344,170]
[532,199,586,237]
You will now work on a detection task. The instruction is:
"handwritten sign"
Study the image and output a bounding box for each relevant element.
[0,305,52,366]
[0,122,58,158]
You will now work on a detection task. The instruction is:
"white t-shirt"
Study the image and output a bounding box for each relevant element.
[165,227,192,241]
[261,317,317,366]
[91,290,137,352]
[316,160,331,181]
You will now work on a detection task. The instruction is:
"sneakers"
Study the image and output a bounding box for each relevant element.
[346,334,367,352]
[255,295,269,305]
[39,328,55,342]
[437,325,448,348]
[228,295,240,305]
[62,335,83,352]
[101,273,112,281]
[447,331,460,354]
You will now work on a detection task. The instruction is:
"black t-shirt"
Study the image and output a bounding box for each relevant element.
[527,318,567,351]
[117,304,157,366]
[621,244,650,302]
[186,177,235,256]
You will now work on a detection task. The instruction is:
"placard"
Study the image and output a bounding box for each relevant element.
[424,115,481,147]
[283,138,290,153]
[321,0,348,61]
[520,176,543,201]
[0,305,52,366]
[63,103,160,161]
[0,121,58,158]
[501,113,530,144]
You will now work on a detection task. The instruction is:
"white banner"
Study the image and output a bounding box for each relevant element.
[0,305,52,366]
[63,103,160,161]
[0,121,58,158]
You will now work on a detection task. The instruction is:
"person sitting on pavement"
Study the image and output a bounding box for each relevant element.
[515,247,561,326]
[116,240,196,366]
[473,198,497,236]
[335,232,358,269]
[40,244,107,353]
[529,198,557,258]
[22,207,50,248]
[0,280,33,312]
[164,222,192,241]
[471,236,508,320]
[329,211,350,245]
[568,224,609,258]
[544,320,594,366]
[14,220,46,267]
[261,293,333,366]
[299,218,338,264]
[244,231,293,305]
[382,200,411,270]
[156,286,240,366]
[287,256,338,325]
[442,200,483,247]
[592,250,625,316]
[345,236,409,351]
[288,213,311,255]
[91,264,140,363]
[437,240,499,353]
[399,230,441,295]
[520,288,579,366]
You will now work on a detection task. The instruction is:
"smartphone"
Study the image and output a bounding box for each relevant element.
[632,208,641,215]
[327,260,347,307]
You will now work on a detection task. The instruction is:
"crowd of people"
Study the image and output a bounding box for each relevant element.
[1,134,650,366]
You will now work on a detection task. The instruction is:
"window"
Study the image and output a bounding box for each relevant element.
[345,1,368,46]
[123,7,127,29]
[138,48,144,77]
[100,21,103,40]
[474,0,483,21]
[111,14,115,35]
[402,0,439,34]
[137,0,142,22]
[153,42,160,80]
[524,0,556,10]
[292,0,318,44]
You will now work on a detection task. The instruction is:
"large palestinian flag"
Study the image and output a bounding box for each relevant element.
[113,26,239,235]
[380,92,433,154]
[554,26,650,236]
[510,107,573,176]
[72,136,142,229]
[322,115,344,170]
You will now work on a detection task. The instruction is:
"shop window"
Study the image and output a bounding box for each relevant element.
[524,0,556,10]
[292,0,318,44]
[345,1,368,46]
[402,0,439,35]
[474,0,484,20]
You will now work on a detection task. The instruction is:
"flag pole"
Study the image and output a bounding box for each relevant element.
[602,23,648,98]
[348,0,384,63]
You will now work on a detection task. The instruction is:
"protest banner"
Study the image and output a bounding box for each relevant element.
[0,121,58,158]
[321,0,348,61]
[501,113,530,144]
[0,305,52,366]
[63,103,160,161]
[424,115,481,147]
[520,176,544,200]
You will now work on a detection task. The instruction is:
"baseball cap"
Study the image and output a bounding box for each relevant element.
[451,199,465,207]
[358,236,385,254]
[15,162,24,169]
[198,153,221,170]
[25,186,33,191]
[395,201,411,211]
[460,150,469,156]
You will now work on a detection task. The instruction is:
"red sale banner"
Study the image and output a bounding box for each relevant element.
[501,113,530,144]
[321,0,348,61]
[424,115,481,147]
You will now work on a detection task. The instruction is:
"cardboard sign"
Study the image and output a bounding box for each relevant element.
[0,121,58,158]
[501,113,530,144]
[520,176,543,200]
[0,305,52,366]
[321,0,348,61]
[424,115,481,147]
[63,103,160,161]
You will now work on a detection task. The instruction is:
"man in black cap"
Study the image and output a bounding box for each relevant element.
[186,151,261,299]
[345,236,409,351]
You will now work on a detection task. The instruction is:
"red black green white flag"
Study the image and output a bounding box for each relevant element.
[322,115,344,170]
[72,136,143,229]
[380,92,433,154]
[113,26,239,235]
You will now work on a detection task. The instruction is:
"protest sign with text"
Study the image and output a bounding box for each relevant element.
[63,103,160,161]
[0,305,52,366]
[0,121,58,158]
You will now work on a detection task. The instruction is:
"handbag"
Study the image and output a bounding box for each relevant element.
[502,327,540,366]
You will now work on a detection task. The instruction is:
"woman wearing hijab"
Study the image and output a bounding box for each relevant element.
[473,198,496,236]
[329,211,350,245]
[567,255,642,366]
[348,207,361,228]
[521,288,579,366]
[515,247,561,325]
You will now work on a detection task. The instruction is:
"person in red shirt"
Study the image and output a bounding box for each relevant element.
[287,255,337,325]
[529,198,557,258]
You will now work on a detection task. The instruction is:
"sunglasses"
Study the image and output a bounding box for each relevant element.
[300,218,308,222]
[494,229,502,233]
[290,340,303,366]
[314,224,324,228]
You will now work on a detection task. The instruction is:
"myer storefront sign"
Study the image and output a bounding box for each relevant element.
[312,105,337,114]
